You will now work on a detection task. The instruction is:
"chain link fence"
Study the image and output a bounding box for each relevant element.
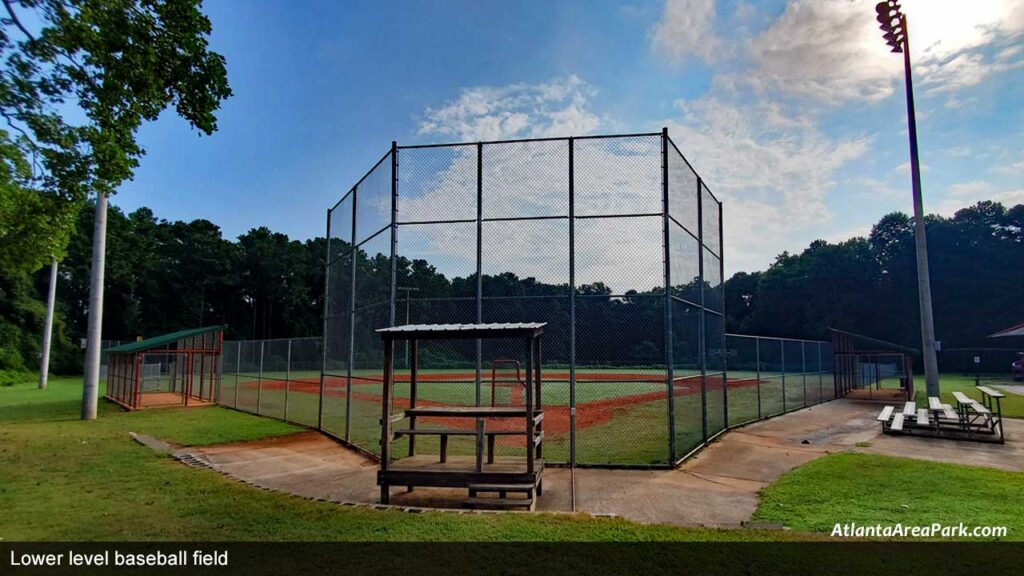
[238,130,844,468]
[220,337,325,427]
[940,347,1023,386]
[722,335,836,431]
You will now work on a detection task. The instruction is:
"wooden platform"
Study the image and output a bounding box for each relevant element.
[379,455,543,490]
[138,392,213,409]
[845,388,911,402]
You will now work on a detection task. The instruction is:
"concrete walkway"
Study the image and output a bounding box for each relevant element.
[172,399,1023,528]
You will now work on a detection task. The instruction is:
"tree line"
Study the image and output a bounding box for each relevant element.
[1,199,1020,374]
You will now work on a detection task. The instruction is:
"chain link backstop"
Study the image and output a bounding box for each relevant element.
[215,130,839,468]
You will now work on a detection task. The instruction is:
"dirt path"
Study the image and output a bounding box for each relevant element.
[172,399,1023,528]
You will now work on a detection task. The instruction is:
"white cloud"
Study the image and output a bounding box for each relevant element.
[743,0,1024,103]
[665,96,869,273]
[417,76,600,141]
[407,79,672,293]
[935,180,1024,214]
[651,0,720,65]
[745,1,901,102]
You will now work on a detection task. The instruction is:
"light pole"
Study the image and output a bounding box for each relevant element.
[875,1,941,397]
[81,192,108,419]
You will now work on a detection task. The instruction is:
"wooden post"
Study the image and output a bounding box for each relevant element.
[133,353,142,409]
[380,338,394,504]
[525,337,535,475]
[408,340,418,457]
[534,335,543,461]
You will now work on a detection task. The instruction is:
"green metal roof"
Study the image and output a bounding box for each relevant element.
[104,325,226,354]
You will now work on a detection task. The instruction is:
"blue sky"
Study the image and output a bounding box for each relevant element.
[115,0,1024,275]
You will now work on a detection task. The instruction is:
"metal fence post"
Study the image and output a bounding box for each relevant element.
[389,141,399,328]
[755,336,762,419]
[662,128,676,462]
[719,200,727,428]
[345,184,358,441]
[285,338,292,421]
[818,341,824,402]
[257,340,264,415]
[801,341,808,407]
[234,341,240,408]
[697,177,707,443]
[318,208,331,431]
[781,341,786,413]
[568,136,577,470]
[475,141,483,407]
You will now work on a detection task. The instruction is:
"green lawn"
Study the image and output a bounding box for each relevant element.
[914,374,1024,418]
[753,452,1024,540]
[0,374,804,542]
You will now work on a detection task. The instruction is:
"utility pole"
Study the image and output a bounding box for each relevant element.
[81,193,108,420]
[875,1,940,397]
[38,257,58,389]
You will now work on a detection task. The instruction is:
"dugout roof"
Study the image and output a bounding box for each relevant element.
[104,325,227,354]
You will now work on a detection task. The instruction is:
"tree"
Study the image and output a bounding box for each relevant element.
[0,0,232,272]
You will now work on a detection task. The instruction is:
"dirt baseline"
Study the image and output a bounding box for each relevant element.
[237,374,762,438]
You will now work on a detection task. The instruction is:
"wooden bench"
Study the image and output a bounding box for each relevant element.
[392,428,527,464]
[876,405,894,422]
[890,412,905,431]
[976,386,1005,399]
[941,403,958,420]
[916,408,930,426]
[976,386,1006,441]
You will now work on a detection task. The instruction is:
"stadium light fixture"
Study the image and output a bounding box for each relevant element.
[874,1,941,397]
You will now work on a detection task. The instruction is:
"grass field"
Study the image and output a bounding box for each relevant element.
[754,452,1024,540]
[219,368,835,465]
[0,374,811,542]
[915,374,1024,418]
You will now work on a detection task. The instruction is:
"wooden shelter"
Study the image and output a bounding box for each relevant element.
[104,325,225,410]
[376,323,546,509]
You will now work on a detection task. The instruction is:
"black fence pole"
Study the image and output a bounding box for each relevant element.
[475,142,483,407]
[755,336,762,419]
[719,200,727,428]
[389,141,399,327]
[568,136,577,470]
[318,209,330,431]
[662,128,676,462]
[697,177,707,443]
[781,340,786,413]
[345,185,358,441]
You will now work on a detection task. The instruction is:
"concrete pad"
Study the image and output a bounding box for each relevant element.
[682,436,825,484]
[996,384,1024,397]
[571,468,759,527]
[171,401,1024,528]
[858,418,1024,472]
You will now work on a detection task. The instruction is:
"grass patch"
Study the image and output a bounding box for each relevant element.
[0,373,808,542]
[754,452,1024,540]
[914,375,1024,419]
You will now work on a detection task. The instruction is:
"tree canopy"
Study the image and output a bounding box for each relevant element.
[725,201,1024,350]
[0,0,231,272]
[1,199,1020,375]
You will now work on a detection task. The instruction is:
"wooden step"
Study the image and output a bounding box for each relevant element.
[468,483,535,493]
[465,497,534,510]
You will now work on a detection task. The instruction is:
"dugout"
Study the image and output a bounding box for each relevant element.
[104,325,225,409]
[831,328,916,401]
